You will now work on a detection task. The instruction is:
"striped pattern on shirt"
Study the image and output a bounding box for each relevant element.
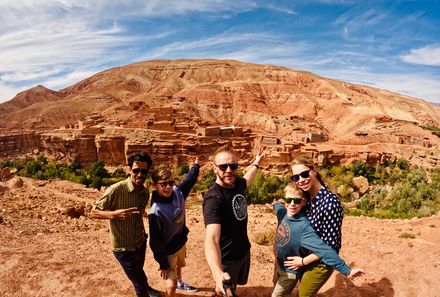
[93,177,149,251]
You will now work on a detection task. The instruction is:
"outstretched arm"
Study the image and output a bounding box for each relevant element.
[179,157,200,199]
[243,147,265,187]
[205,223,228,295]
[89,207,139,220]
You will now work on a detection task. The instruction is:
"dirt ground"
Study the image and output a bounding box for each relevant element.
[1,177,439,297]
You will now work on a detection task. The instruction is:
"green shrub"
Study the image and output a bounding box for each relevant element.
[102,177,126,187]
[3,155,439,220]
[89,176,103,190]
[111,168,128,178]
[399,232,416,239]
[179,164,190,175]
[348,160,376,182]
[193,169,216,193]
[88,161,108,178]
[246,171,287,204]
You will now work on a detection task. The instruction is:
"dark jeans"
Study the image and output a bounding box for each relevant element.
[113,239,151,297]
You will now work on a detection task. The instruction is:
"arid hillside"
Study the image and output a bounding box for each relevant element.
[0,59,439,168]
[1,176,439,297]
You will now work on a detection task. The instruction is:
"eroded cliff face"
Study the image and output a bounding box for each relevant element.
[1,126,438,172]
[0,132,42,158]
[96,136,126,165]
[0,59,439,168]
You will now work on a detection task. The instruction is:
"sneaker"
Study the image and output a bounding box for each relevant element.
[177,282,198,293]
[147,285,162,297]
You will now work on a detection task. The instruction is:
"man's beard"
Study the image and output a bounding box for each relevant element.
[218,173,236,187]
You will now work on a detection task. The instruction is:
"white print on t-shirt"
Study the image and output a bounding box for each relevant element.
[232,194,247,221]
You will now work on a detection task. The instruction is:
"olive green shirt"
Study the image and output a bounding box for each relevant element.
[93,177,149,251]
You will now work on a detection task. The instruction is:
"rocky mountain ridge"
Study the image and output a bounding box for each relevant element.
[0,59,439,169]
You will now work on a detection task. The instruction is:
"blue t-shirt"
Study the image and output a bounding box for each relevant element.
[274,203,350,276]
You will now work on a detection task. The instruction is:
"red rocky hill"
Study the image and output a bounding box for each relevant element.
[0,59,439,168]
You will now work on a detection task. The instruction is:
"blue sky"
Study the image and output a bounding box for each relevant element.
[1,0,440,104]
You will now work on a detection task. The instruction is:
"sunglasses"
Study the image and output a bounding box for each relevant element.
[216,163,239,171]
[290,169,311,182]
[132,168,149,175]
[285,197,304,204]
[157,180,175,187]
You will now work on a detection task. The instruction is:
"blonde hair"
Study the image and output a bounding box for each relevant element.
[151,167,173,183]
[284,183,309,200]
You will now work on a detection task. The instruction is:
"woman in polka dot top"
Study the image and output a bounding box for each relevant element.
[285,155,344,297]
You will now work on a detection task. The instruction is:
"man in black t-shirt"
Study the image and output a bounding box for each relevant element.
[203,144,264,296]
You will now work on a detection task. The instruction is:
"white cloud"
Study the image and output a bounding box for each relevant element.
[144,31,277,60]
[44,70,98,90]
[317,68,440,103]
[400,45,440,66]
[334,8,389,33]
[141,0,255,16]
[372,75,440,103]
[0,1,175,104]
[0,83,21,103]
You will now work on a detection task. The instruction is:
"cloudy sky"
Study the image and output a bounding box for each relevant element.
[1,0,440,104]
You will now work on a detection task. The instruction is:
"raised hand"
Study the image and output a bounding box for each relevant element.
[254,147,265,165]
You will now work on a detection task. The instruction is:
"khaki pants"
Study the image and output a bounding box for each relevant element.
[298,262,333,297]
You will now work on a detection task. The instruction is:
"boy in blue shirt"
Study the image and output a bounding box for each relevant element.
[272,184,365,297]
[148,158,199,297]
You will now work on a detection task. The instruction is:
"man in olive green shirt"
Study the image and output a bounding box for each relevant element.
[90,152,161,297]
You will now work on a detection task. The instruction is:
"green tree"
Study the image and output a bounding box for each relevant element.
[88,161,108,178]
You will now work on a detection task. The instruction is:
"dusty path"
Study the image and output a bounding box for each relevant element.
[1,177,439,297]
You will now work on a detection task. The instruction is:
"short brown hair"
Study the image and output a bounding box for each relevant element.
[151,167,173,183]
[212,143,237,161]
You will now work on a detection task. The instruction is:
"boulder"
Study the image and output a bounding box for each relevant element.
[352,176,369,195]
[0,168,12,181]
[7,177,24,188]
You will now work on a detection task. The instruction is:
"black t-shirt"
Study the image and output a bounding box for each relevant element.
[202,177,250,262]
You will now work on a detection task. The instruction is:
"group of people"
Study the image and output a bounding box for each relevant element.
[90,144,365,297]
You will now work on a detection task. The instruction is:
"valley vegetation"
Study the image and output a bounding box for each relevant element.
[1,156,439,220]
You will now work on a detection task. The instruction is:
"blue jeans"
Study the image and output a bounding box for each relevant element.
[113,239,150,297]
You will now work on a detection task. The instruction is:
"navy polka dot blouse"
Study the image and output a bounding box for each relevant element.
[306,186,343,253]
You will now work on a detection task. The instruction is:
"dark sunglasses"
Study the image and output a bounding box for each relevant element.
[157,180,175,187]
[290,169,311,182]
[216,163,239,171]
[132,168,149,175]
[285,197,304,204]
